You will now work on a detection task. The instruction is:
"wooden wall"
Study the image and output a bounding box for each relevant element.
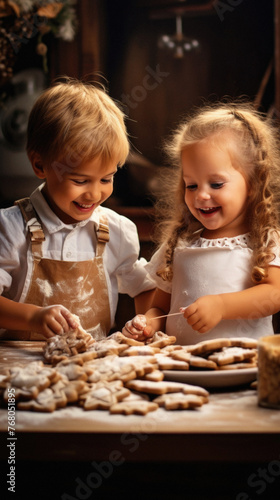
[50,0,276,170]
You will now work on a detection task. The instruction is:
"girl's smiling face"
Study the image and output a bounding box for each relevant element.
[37,156,117,224]
[181,137,250,238]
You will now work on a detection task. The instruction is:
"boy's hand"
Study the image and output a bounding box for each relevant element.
[181,295,224,333]
[29,305,79,338]
[122,314,154,341]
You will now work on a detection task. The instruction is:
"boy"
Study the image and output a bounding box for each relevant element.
[0,78,155,340]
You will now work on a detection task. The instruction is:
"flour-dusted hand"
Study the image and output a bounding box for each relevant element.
[181,295,224,334]
[122,314,154,341]
[29,305,80,339]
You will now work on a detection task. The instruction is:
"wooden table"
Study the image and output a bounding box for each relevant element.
[0,341,279,500]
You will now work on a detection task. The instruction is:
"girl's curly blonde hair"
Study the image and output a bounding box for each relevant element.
[155,102,280,284]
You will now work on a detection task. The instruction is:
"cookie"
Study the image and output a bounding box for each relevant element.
[43,319,95,364]
[187,337,258,357]
[132,314,147,330]
[80,380,131,410]
[218,361,257,370]
[160,345,183,354]
[112,355,158,377]
[55,349,97,367]
[107,331,145,346]
[3,361,59,402]
[59,378,89,404]
[208,347,257,366]
[17,376,88,412]
[87,355,137,384]
[120,345,160,356]
[227,338,258,349]
[17,387,64,412]
[141,370,164,382]
[153,393,207,410]
[170,350,191,363]
[125,379,209,398]
[146,331,177,349]
[154,354,189,371]
[90,339,129,358]
[189,355,217,370]
[56,363,93,381]
[110,400,158,415]
[187,338,232,356]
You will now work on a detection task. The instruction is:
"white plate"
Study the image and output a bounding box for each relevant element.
[163,367,257,388]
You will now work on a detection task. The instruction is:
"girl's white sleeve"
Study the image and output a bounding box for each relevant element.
[269,233,280,267]
[270,247,280,267]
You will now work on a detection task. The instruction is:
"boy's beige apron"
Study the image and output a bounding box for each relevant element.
[7,198,111,341]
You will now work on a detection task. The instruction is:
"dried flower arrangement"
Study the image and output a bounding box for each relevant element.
[0,0,77,85]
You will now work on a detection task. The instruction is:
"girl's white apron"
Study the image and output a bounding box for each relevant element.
[166,244,274,345]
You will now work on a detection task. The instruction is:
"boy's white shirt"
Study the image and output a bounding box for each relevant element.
[0,184,155,327]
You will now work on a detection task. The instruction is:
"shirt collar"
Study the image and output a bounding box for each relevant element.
[29,183,100,234]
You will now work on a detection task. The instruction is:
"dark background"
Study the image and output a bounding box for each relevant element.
[0,0,276,207]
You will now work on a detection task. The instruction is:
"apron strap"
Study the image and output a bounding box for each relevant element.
[96,215,110,257]
[15,197,109,259]
[15,197,45,258]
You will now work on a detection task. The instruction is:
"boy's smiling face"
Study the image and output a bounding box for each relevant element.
[33,155,117,224]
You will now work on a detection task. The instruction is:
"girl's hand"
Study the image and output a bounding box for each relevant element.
[122,314,154,341]
[29,305,79,339]
[181,295,224,333]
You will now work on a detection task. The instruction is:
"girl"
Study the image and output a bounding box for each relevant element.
[123,102,280,345]
[0,78,155,340]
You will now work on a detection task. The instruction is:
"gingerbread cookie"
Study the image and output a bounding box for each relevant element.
[218,361,257,370]
[189,355,218,370]
[187,337,258,357]
[110,400,158,415]
[80,380,131,410]
[132,314,147,330]
[146,331,177,349]
[141,370,164,382]
[170,350,191,363]
[187,338,232,356]
[58,378,89,404]
[107,331,145,346]
[112,355,158,378]
[17,377,88,412]
[56,363,93,381]
[87,355,137,384]
[154,354,189,371]
[90,339,129,358]
[120,345,160,357]
[56,349,97,367]
[125,379,209,398]
[208,347,257,366]
[227,338,258,349]
[17,386,66,412]
[153,393,207,410]
[43,318,95,364]
[3,361,59,402]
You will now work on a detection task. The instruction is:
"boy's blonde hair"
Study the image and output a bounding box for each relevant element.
[155,102,280,284]
[27,77,129,167]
